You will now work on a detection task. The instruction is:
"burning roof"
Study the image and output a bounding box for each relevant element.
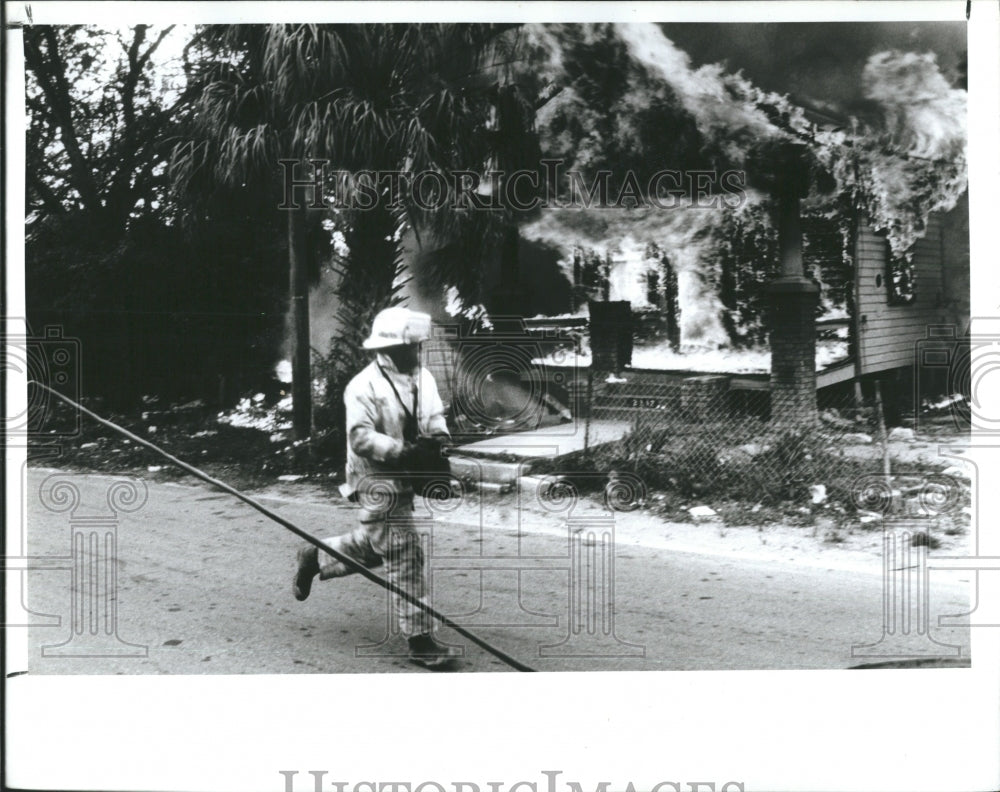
[519,22,966,346]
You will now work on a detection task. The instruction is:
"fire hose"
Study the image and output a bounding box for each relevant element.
[29,381,535,673]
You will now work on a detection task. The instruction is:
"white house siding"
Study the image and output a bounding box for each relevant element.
[855,216,954,376]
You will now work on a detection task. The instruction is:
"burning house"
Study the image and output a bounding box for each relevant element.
[296,22,967,437]
[507,24,967,429]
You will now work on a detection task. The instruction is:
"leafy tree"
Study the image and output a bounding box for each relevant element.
[24,24,178,231]
[25,25,182,408]
[26,25,289,409]
[171,23,529,440]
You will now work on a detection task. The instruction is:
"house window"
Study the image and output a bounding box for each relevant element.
[885,242,917,305]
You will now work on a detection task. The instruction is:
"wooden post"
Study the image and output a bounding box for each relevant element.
[583,368,594,457]
[632,411,641,474]
[288,203,313,446]
[874,380,891,478]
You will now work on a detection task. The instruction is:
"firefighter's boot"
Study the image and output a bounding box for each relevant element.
[292,545,320,601]
[407,633,460,670]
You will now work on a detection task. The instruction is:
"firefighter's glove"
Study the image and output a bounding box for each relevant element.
[415,436,450,474]
[392,441,421,471]
[393,437,448,473]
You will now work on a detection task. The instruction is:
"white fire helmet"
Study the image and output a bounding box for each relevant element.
[362,306,433,350]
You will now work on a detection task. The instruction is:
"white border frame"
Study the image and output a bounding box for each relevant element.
[5,3,998,791]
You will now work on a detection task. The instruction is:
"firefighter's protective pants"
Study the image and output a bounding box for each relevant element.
[318,497,433,637]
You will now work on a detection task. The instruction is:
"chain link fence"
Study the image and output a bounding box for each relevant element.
[534,370,972,530]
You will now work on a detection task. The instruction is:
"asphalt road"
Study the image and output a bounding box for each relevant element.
[16,468,972,674]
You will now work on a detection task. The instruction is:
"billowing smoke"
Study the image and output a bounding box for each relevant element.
[293,24,965,365]
[820,48,967,258]
[863,50,966,162]
[522,22,797,351]
[523,23,966,351]
[613,22,801,159]
[280,224,349,363]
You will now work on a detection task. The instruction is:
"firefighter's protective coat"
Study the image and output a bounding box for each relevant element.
[341,351,449,512]
[320,350,449,637]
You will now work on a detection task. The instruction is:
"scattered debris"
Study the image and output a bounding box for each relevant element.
[688,505,719,522]
[809,484,827,505]
[218,394,293,432]
[819,410,853,430]
[924,393,966,412]
[888,427,916,442]
[842,433,873,444]
[147,466,164,473]
[278,474,304,482]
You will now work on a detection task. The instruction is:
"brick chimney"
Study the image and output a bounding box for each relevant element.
[767,144,819,426]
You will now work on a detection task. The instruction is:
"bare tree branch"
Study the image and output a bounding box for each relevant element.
[137,25,176,72]
[24,27,102,212]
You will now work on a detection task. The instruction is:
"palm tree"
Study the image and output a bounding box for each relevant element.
[171,23,523,440]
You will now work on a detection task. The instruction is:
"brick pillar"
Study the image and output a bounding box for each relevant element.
[680,375,731,422]
[767,149,818,428]
[769,276,819,425]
